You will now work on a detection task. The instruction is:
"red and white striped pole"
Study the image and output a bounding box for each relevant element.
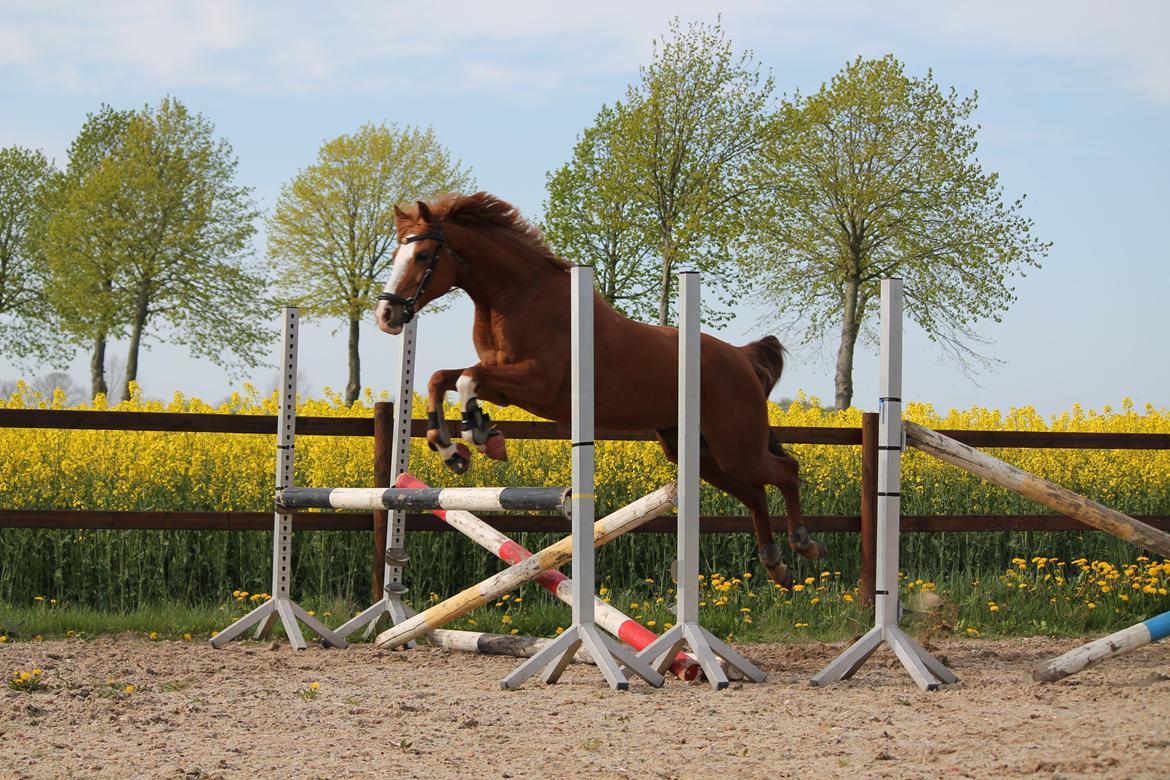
[398,474,700,681]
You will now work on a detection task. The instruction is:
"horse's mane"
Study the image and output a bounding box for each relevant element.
[428,192,571,272]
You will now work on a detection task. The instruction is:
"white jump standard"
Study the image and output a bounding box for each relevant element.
[810,278,958,691]
[636,272,766,689]
[335,317,418,640]
[210,307,347,651]
[496,265,666,690]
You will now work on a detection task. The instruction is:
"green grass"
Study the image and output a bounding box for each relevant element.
[3,555,1166,644]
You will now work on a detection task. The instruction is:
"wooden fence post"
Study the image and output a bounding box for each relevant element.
[859,412,878,605]
[372,401,394,602]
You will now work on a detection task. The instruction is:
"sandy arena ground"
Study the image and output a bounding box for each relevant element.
[3,635,1169,779]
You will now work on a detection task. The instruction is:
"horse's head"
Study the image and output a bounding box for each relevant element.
[375,200,464,335]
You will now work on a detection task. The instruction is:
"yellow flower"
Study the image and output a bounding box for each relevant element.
[308,682,320,690]
[124,685,135,693]
[500,615,512,625]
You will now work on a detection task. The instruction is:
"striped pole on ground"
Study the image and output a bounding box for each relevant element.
[1031,610,1170,682]
[398,473,701,681]
[374,482,678,650]
[277,486,570,515]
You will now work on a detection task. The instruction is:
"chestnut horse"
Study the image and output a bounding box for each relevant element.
[374,192,824,587]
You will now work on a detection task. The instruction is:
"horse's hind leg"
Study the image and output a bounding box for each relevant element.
[655,429,793,589]
[766,432,826,562]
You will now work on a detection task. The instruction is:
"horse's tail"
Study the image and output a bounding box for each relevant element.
[740,335,786,395]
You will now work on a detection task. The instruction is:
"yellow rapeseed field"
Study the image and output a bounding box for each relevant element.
[1,382,1168,609]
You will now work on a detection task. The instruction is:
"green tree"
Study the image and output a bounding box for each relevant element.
[43,99,267,401]
[547,18,774,326]
[751,56,1050,409]
[268,123,473,403]
[40,105,135,398]
[543,109,658,320]
[0,146,68,365]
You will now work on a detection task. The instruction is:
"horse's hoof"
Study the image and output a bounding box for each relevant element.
[788,527,826,561]
[765,561,793,589]
[793,539,827,562]
[480,430,508,461]
[758,543,792,589]
[444,443,472,474]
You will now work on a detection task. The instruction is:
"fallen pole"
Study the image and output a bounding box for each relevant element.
[374,482,678,650]
[398,473,701,681]
[1031,611,1170,682]
[422,629,594,665]
[277,485,570,516]
[905,421,1170,560]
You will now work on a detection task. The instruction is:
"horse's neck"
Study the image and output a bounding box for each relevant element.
[454,229,565,311]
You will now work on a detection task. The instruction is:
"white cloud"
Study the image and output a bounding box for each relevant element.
[1,0,1168,103]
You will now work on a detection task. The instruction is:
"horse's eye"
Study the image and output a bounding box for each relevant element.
[415,251,430,263]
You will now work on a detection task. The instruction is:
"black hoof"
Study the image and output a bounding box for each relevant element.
[445,453,470,474]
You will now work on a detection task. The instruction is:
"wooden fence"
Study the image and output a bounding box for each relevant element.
[2,405,1169,603]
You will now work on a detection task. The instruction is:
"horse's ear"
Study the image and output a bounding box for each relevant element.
[393,204,409,221]
[416,200,434,223]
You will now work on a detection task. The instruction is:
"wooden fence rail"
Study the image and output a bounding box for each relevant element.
[3,405,1169,605]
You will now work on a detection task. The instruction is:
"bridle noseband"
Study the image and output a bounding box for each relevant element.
[378,228,467,325]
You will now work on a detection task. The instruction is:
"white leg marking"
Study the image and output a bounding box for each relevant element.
[433,440,459,461]
[456,374,478,412]
[456,374,479,445]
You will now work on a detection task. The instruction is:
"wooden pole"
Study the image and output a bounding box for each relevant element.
[374,482,678,650]
[905,420,1170,559]
[372,401,393,602]
[859,412,878,605]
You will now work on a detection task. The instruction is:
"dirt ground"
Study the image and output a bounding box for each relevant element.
[2,635,1168,779]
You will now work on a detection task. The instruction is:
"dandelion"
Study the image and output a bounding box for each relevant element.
[309,682,320,690]
[500,615,512,625]
[124,685,135,693]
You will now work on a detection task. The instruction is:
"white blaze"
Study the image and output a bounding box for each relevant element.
[375,238,418,334]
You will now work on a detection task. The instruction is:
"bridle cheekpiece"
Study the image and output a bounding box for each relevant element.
[377,227,466,325]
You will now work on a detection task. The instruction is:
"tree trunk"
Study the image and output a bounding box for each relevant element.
[122,289,150,402]
[346,317,360,404]
[656,250,672,326]
[90,331,108,401]
[833,274,862,410]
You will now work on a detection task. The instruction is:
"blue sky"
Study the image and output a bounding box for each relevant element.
[2,0,1167,415]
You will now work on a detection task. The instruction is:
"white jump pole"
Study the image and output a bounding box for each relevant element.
[335,317,419,640]
[499,264,665,690]
[211,307,347,650]
[636,271,766,688]
[1032,610,1170,682]
[810,278,956,690]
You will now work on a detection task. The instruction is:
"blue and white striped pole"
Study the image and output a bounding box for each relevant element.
[1032,610,1170,682]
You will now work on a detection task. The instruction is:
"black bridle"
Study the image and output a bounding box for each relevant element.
[377,228,466,325]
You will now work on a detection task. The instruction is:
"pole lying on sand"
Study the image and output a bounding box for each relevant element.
[398,473,701,681]
[422,629,596,665]
[1032,611,1170,683]
[374,482,678,653]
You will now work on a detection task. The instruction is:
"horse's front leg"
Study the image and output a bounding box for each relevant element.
[455,360,555,464]
[426,367,473,474]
